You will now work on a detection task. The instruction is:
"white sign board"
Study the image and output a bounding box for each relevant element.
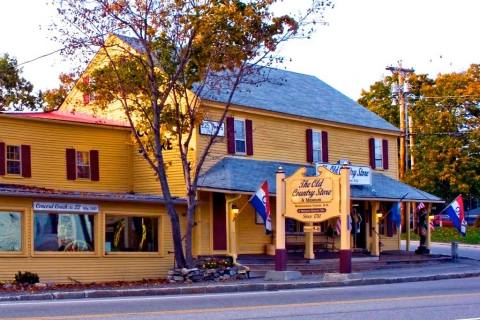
[316,163,372,186]
[200,120,225,137]
[33,202,99,213]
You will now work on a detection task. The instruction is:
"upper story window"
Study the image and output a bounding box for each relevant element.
[374,139,383,169]
[306,129,329,163]
[369,138,389,170]
[312,131,322,163]
[6,145,21,175]
[66,148,99,181]
[226,117,253,156]
[234,119,246,154]
[76,151,91,179]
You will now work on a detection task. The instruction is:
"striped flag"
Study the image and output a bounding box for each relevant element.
[335,215,352,235]
[417,202,426,211]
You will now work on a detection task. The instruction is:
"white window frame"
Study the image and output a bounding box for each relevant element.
[374,138,384,169]
[312,130,323,163]
[234,118,246,155]
[76,150,91,179]
[6,145,21,176]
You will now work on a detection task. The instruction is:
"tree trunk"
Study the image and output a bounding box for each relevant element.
[184,190,197,267]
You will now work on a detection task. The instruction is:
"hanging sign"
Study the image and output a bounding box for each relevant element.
[199,120,225,137]
[316,163,371,186]
[33,202,99,213]
[285,167,341,223]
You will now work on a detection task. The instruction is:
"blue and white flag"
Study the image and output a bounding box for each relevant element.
[249,181,272,234]
[445,195,466,236]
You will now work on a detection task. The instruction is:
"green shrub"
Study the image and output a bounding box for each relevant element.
[15,271,40,285]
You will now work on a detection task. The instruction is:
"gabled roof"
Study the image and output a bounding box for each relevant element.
[0,183,186,205]
[198,157,443,203]
[116,34,399,132]
[1,110,129,128]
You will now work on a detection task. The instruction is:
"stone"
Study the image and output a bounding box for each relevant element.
[173,275,184,281]
[34,283,47,288]
[322,273,361,282]
[264,271,302,281]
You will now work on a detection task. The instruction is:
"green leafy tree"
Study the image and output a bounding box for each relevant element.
[0,54,40,111]
[53,0,332,268]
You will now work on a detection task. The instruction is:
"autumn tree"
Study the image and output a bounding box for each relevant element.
[52,0,332,268]
[42,73,76,111]
[358,66,480,202]
[0,54,40,111]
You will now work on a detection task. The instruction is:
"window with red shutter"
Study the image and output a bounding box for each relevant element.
[306,129,313,163]
[66,148,77,180]
[21,145,31,178]
[226,117,235,154]
[90,150,100,181]
[245,119,253,156]
[368,138,376,169]
[382,139,389,170]
[321,131,329,163]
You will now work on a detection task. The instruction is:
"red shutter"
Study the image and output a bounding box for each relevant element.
[66,148,77,180]
[21,145,31,178]
[83,76,90,105]
[306,129,313,163]
[382,139,389,170]
[0,142,5,176]
[368,138,376,169]
[245,119,253,156]
[321,131,329,163]
[90,150,100,181]
[226,117,235,154]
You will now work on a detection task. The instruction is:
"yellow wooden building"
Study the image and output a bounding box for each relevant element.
[0,35,442,283]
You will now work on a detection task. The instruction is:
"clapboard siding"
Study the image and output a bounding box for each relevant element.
[0,117,132,192]
[0,197,180,283]
[197,104,399,179]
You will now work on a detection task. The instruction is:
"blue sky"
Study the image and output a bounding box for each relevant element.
[1,0,480,99]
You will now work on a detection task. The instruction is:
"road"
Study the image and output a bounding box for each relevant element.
[402,240,480,260]
[2,277,480,320]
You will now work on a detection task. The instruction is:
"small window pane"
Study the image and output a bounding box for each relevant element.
[0,211,21,251]
[234,120,245,140]
[374,139,383,169]
[6,146,21,175]
[313,150,322,163]
[235,140,246,153]
[34,213,94,252]
[76,151,91,179]
[105,216,158,252]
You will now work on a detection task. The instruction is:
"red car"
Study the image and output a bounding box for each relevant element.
[433,214,452,227]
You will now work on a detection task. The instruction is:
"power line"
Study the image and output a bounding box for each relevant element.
[16,48,64,67]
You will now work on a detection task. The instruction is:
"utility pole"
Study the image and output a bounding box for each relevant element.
[386,62,414,180]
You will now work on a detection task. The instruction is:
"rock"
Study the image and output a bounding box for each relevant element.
[173,275,184,281]
[181,268,189,275]
[34,283,47,288]
[167,270,175,276]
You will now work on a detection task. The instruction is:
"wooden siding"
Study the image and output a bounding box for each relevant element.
[0,117,132,193]
[197,104,399,179]
[0,197,179,283]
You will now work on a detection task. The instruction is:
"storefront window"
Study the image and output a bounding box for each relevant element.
[0,211,21,251]
[105,216,158,252]
[34,213,94,252]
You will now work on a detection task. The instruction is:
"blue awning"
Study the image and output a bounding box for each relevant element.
[198,157,443,203]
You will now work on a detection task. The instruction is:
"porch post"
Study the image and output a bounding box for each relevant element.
[228,204,238,263]
[304,223,315,260]
[426,203,432,249]
[275,167,287,271]
[371,201,380,257]
[339,166,351,273]
[406,202,411,252]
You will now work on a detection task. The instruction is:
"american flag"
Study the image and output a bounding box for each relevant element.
[417,202,426,211]
[335,215,352,235]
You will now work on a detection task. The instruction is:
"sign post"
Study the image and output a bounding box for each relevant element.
[339,166,352,273]
[275,167,287,271]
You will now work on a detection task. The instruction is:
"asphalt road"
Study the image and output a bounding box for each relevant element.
[402,240,480,260]
[2,277,480,320]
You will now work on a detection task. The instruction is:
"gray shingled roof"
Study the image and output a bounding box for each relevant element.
[198,157,442,203]
[115,34,399,132]
[0,184,187,205]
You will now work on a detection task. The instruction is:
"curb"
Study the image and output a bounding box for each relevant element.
[2,271,480,302]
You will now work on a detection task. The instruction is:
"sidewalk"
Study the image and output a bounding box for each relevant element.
[2,258,480,302]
